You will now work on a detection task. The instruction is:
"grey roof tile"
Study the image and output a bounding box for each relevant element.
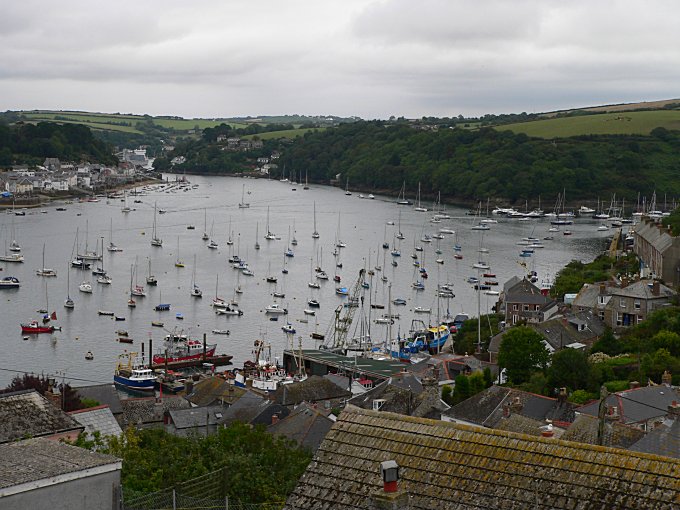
[0,438,120,490]
[70,406,123,439]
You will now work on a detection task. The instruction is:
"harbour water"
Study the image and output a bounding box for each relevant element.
[0,175,612,387]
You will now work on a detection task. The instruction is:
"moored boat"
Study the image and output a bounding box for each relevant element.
[114,352,155,391]
[152,333,217,364]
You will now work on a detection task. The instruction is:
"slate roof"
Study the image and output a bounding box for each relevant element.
[576,385,680,425]
[268,403,334,452]
[504,278,553,305]
[169,405,226,429]
[443,385,575,427]
[610,279,675,299]
[74,384,123,415]
[185,377,245,407]
[273,375,352,406]
[251,403,291,426]
[285,406,680,510]
[493,413,565,438]
[120,396,191,426]
[0,438,120,491]
[0,390,83,443]
[629,419,680,458]
[69,405,123,439]
[529,313,604,350]
[348,374,449,420]
[216,390,271,427]
[572,282,607,309]
[560,414,645,449]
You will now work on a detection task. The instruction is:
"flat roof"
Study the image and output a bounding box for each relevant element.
[285,349,408,379]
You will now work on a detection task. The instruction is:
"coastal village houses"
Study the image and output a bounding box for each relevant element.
[500,276,558,327]
[572,279,674,329]
[634,216,680,287]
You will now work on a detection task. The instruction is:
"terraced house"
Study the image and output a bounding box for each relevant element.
[634,216,680,287]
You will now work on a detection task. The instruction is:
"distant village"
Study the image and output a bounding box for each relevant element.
[0,148,157,200]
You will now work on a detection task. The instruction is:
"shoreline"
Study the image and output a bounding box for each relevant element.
[0,177,163,209]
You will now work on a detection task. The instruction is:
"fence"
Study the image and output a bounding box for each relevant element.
[122,467,284,510]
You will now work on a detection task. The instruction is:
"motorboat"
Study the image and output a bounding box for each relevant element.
[265,303,288,314]
[79,281,93,293]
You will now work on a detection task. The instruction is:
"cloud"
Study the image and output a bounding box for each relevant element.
[0,1,679,118]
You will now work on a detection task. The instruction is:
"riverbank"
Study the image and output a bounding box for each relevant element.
[0,177,163,209]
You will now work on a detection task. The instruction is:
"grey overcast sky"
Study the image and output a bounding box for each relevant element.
[1,0,678,119]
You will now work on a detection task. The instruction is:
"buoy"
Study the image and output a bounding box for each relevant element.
[23,336,29,341]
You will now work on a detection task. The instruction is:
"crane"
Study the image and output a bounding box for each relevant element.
[322,268,366,352]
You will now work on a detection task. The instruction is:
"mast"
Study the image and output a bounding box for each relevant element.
[312,201,319,238]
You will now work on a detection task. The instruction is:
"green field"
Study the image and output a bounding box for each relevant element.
[500,110,680,138]
[242,127,326,140]
[19,111,245,132]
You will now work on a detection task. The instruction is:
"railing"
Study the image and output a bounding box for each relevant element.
[122,466,284,510]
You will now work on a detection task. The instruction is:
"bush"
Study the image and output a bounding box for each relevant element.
[569,389,597,405]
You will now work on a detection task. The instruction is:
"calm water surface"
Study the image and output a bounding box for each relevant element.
[0,176,611,387]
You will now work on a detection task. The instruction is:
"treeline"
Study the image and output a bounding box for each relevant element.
[0,121,117,166]
[277,121,680,204]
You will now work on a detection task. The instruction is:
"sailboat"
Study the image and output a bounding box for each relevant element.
[22,280,58,334]
[285,226,294,258]
[190,254,202,297]
[344,177,352,196]
[397,181,411,205]
[36,243,57,276]
[212,274,228,307]
[96,239,112,284]
[238,183,250,208]
[0,229,24,262]
[255,222,260,250]
[175,236,185,267]
[226,217,234,246]
[78,220,102,260]
[131,258,146,296]
[9,216,20,252]
[202,209,209,240]
[64,263,74,309]
[396,210,405,240]
[207,220,218,249]
[291,220,298,246]
[264,207,276,240]
[303,171,310,190]
[121,190,131,213]
[414,182,428,212]
[151,202,163,246]
[146,259,158,286]
[107,218,123,252]
[308,257,320,289]
[335,212,346,248]
[127,265,137,307]
[312,201,320,239]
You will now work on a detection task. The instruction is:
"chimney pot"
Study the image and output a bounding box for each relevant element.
[271,414,280,425]
[380,460,400,493]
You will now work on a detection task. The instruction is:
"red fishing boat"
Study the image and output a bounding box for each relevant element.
[152,332,217,364]
[21,318,56,334]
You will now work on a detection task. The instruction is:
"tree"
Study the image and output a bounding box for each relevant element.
[497,327,550,385]
[547,348,591,392]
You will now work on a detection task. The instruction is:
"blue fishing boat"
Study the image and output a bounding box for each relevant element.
[114,352,155,391]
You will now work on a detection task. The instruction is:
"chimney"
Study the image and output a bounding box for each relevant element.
[509,395,523,414]
[599,283,606,295]
[661,370,672,386]
[652,281,660,296]
[271,413,280,425]
[541,424,554,438]
[605,405,620,421]
[557,387,568,404]
[668,401,680,418]
[369,460,409,510]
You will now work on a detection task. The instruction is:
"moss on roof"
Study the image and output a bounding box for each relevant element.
[284,406,680,509]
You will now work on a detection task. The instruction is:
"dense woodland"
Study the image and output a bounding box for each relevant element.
[277,121,680,204]
[0,122,118,166]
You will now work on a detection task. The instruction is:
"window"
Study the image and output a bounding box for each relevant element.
[535,305,540,311]
[512,314,519,324]
[620,298,626,308]
[598,311,605,320]
[598,296,606,305]
[616,312,623,326]
[634,300,641,310]
[513,304,518,311]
